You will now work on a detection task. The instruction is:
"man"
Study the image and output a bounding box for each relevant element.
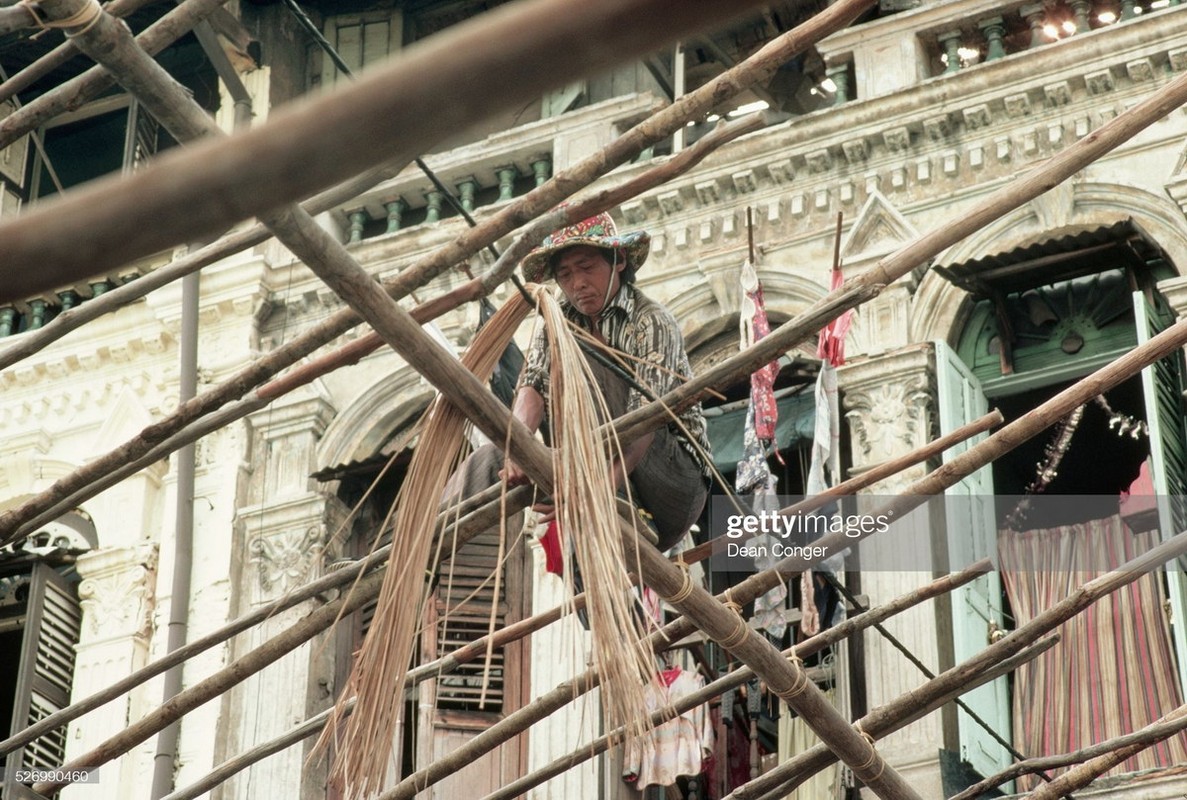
[502,211,712,551]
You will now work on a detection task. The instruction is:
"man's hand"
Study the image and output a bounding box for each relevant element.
[499,459,530,486]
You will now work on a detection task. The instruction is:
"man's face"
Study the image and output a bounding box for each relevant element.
[552,245,624,318]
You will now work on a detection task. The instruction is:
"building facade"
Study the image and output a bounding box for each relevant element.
[4,0,1187,797]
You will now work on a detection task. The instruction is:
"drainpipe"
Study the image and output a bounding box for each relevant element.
[150,269,199,800]
[150,19,253,799]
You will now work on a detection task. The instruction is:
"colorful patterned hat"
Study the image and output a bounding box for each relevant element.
[520,211,650,283]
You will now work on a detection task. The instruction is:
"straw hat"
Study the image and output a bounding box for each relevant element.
[520,211,650,283]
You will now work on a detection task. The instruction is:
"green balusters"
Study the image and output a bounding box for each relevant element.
[384,198,407,233]
[347,208,369,244]
[530,155,551,187]
[90,280,112,297]
[0,308,15,337]
[425,190,443,222]
[59,290,79,311]
[1069,0,1092,32]
[938,30,963,74]
[979,17,1007,61]
[825,63,850,105]
[456,177,477,213]
[495,166,517,201]
[28,299,47,330]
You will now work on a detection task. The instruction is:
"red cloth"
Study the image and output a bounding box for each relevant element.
[741,267,779,441]
[540,520,563,575]
[817,267,854,367]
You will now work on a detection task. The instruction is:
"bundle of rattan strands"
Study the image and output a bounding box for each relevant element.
[316,291,532,800]
[532,285,664,744]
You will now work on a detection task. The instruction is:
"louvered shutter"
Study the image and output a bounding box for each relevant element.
[435,526,507,713]
[1134,290,1187,692]
[3,563,81,800]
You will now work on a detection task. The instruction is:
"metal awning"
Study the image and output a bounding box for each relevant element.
[933,219,1170,298]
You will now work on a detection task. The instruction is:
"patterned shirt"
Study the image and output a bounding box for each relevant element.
[521,283,712,475]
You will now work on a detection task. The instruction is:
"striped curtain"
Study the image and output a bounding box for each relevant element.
[999,515,1187,790]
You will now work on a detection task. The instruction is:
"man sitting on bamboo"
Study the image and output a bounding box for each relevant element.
[496,212,712,551]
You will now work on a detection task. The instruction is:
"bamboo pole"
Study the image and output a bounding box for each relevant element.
[742,639,1061,800]
[483,560,991,800]
[0,0,791,301]
[0,0,158,105]
[0,115,763,544]
[740,532,1187,798]
[953,704,1187,799]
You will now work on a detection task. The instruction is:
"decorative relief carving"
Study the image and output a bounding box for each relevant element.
[1085,69,1115,96]
[768,159,796,184]
[883,127,911,153]
[842,138,868,163]
[923,116,950,142]
[77,551,157,642]
[694,179,721,205]
[962,104,992,130]
[1003,93,1031,118]
[657,190,683,215]
[1044,81,1072,107]
[806,149,833,174]
[1126,58,1155,83]
[249,525,325,595]
[731,169,757,194]
[843,374,933,465]
[1170,49,1187,73]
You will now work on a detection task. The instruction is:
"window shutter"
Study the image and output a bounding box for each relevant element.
[935,339,1013,784]
[1134,290,1187,692]
[3,563,82,800]
[434,527,507,714]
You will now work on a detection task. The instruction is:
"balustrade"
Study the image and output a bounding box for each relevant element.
[927,0,1179,77]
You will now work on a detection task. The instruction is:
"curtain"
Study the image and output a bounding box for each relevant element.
[999,515,1187,790]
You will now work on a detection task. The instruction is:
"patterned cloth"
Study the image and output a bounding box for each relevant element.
[623,669,715,789]
[816,265,853,367]
[521,282,711,475]
[739,259,779,440]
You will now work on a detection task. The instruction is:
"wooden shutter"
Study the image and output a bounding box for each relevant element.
[935,339,1012,784]
[3,563,82,800]
[1134,290,1187,692]
[434,527,508,713]
[320,12,402,88]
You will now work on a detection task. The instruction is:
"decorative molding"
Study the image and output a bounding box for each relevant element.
[249,524,325,595]
[76,544,158,642]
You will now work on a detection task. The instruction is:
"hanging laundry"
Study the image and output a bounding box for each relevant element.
[739,259,780,441]
[623,669,716,789]
[816,263,853,368]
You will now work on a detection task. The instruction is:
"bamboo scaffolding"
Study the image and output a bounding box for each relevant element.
[4,0,1182,792]
[735,528,1187,799]
[0,0,800,300]
[481,561,992,800]
[954,705,1187,799]
[0,0,158,105]
[0,115,764,544]
[743,640,1061,800]
[391,310,1187,795]
[8,398,998,792]
[0,0,868,541]
[0,106,761,376]
[0,0,232,152]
